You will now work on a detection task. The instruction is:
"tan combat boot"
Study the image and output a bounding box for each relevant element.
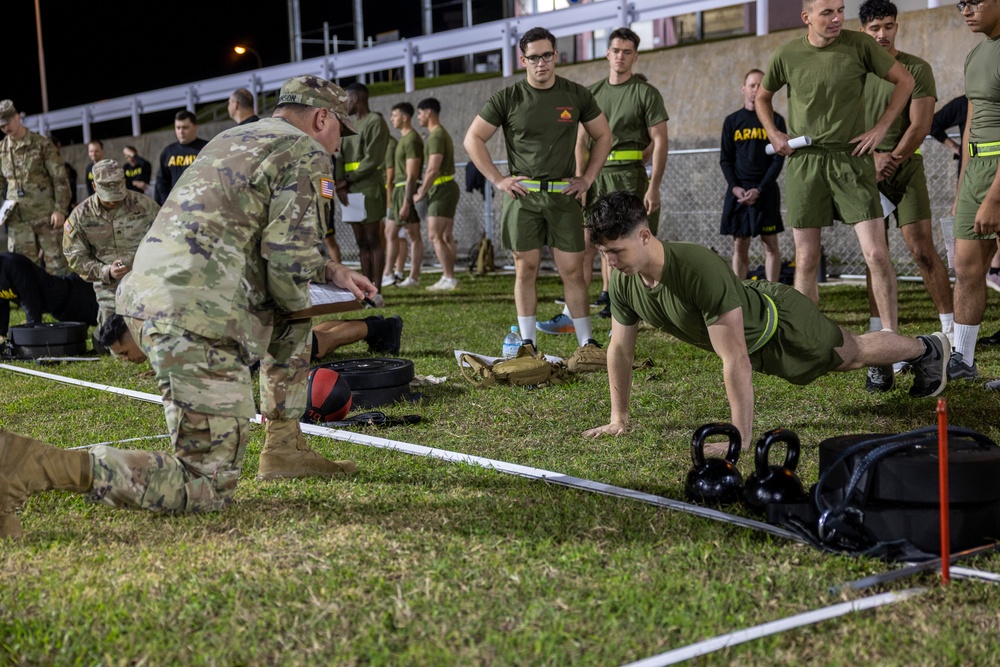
[0,429,94,539]
[257,419,357,480]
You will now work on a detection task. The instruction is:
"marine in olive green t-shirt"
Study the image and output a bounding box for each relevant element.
[863,51,936,153]
[392,130,424,224]
[478,76,602,180]
[337,111,390,224]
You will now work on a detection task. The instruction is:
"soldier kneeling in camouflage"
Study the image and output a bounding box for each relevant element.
[0,76,376,539]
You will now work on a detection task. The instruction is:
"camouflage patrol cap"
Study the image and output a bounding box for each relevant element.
[277,75,357,136]
[92,159,127,202]
[0,100,17,126]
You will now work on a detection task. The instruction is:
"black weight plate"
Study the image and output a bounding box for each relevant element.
[12,342,89,359]
[350,383,410,409]
[9,322,89,346]
[317,358,414,390]
[819,433,1000,505]
[860,498,1000,555]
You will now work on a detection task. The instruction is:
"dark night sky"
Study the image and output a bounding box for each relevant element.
[5,0,488,141]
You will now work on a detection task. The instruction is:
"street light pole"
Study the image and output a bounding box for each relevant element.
[34,0,49,114]
[234,46,263,70]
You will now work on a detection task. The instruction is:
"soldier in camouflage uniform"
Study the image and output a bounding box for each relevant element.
[0,100,72,276]
[0,77,374,538]
[62,159,159,334]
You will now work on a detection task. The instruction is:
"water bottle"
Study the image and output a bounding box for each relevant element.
[502,326,522,358]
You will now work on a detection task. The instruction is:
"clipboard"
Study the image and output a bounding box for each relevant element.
[287,282,363,319]
[0,200,16,227]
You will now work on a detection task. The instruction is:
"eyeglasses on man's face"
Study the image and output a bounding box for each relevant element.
[957,1,983,12]
[523,51,556,65]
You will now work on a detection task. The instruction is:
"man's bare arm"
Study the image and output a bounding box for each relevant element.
[464,116,528,198]
[399,156,422,220]
[756,87,792,156]
[583,318,638,437]
[565,113,612,198]
[644,121,669,215]
[706,307,755,446]
[852,61,915,156]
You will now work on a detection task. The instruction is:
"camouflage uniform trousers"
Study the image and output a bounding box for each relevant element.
[261,314,312,421]
[7,216,70,275]
[93,284,117,331]
[88,318,256,513]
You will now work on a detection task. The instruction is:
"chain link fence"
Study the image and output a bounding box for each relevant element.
[329,137,962,277]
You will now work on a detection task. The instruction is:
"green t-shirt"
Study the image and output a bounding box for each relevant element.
[424,126,456,177]
[588,76,668,155]
[610,241,770,353]
[478,76,602,181]
[965,36,1000,144]
[337,112,389,190]
[762,30,896,147]
[863,50,936,152]
[393,130,424,185]
[384,136,398,171]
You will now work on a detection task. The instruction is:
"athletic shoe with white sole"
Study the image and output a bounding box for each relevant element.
[396,277,420,288]
[865,365,894,393]
[426,277,458,291]
[909,332,949,398]
[381,273,397,287]
[947,352,979,381]
[591,291,610,308]
[536,313,575,335]
[987,272,1000,293]
[978,329,1000,346]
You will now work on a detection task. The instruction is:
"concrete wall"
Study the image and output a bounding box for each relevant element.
[59,6,978,184]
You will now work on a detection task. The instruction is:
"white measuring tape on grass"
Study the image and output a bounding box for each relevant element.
[620,588,927,667]
[0,362,800,542]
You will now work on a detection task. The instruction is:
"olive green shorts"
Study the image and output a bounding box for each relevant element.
[955,155,1000,241]
[390,184,420,225]
[745,280,845,385]
[500,190,585,252]
[588,164,659,235]
[784,149,882,227]
[877,154,932,227]
[426,179,460,218]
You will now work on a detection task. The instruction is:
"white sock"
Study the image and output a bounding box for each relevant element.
[562,304,571,317]
[518,316,536,343]
[573,316,593,346]
[954,323,979,363]
[939,313,954,335]
[869,317,882,333]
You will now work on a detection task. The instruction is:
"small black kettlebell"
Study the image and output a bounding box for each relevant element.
[742,428,807,513]
[685,422,743,505]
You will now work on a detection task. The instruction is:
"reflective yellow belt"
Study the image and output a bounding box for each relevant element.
[344,162,360,172]
[521,179,570,193]
[969,141,1000,157]
[394,181,423,187]
[606,150,644,163]
[747,293,778,354]
[913,148,921,156]
[432,174,455,186]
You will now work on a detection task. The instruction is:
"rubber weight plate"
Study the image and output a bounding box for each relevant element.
[819,432,1000,505]
[317,358,414,390]
[350,383,411,409]
[9,322,89,346]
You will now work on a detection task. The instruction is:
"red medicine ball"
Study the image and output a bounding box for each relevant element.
[304,368,353,423]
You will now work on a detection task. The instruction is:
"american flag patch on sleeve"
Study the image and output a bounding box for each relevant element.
[320,177,335,199]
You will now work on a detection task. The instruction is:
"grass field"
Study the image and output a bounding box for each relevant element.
[1,273,999,666]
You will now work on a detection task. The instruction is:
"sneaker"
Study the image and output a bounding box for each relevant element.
[520,339,539,357]
[893,362,911,375]
[394,272,405,283]
[590,291,610,308]
[865,365,895,393]
[978,329,1000,346]
[986,379,1000,392]
[909,332,950,398]
[397,277,420,288]
[583,338,602,348]
[948,352,979,381]
[426,277,458,291]
[987,272,1000,293]
[536,313,575,335]
[381,273,397,287]
[595,303,611,319]
[365,315,402,355]
[554,295,566,305]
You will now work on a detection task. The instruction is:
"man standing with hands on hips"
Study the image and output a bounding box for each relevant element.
[465,26,613,350]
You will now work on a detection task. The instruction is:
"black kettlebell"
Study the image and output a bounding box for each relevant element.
[743,428,807,513]
[685,422,743,505]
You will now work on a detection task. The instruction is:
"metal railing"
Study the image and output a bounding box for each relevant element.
[22,0,773,141]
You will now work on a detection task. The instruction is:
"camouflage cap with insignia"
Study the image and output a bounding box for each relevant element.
[92,159,127,202]
[277,75,357,136]
[0,100,17,127]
